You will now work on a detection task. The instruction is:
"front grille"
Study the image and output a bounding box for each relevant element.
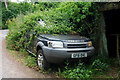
[67,44,87,48]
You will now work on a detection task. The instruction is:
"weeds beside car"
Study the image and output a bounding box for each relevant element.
[57,57,110,78]
[62,62,92,78]
[9,48,119,78]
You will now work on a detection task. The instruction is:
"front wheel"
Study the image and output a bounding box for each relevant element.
[37,50,50,70]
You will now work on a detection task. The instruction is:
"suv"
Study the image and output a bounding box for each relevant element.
[25,19,95,70]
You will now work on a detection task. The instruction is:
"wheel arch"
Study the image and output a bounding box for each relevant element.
[37,46,42,52]
[36,41,44,52]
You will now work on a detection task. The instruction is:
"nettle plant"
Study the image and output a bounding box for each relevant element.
[62,62,92,78]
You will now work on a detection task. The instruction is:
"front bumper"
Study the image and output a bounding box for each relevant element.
[42,46,95,64]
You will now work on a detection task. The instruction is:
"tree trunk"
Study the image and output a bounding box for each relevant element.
[4,0,8,10]
[98,13,108,57]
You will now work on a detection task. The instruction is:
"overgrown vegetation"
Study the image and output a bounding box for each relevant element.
[61,62,92,78]
[6,10,75,50]
[6,2,99,51]
[57,57,120,78]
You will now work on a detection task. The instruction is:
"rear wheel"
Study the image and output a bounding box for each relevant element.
[37,50,50,70]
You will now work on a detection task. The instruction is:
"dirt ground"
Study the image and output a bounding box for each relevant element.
[0,30,55,78]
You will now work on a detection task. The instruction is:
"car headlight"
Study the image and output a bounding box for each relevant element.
[88,41,92,47]
[48,41,63,48]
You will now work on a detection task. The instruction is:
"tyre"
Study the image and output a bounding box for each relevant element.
[37,49,50,70]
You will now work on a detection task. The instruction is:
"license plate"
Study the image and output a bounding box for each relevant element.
[71,53,87,58]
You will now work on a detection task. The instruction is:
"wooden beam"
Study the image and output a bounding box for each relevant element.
[111,34,120,58]
[112,34,120,65]
[116,35,119,59]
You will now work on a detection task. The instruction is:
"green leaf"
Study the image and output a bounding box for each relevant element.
[77,19,80,22]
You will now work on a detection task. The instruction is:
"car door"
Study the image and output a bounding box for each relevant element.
[25,27,37,54]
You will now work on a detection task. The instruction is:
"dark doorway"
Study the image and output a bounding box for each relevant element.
[104,9,120,57]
